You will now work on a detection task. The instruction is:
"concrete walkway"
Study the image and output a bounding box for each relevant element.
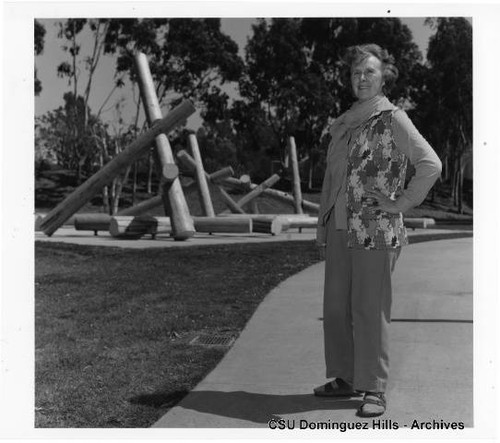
[152,237,473,428]
[35,225,471,249]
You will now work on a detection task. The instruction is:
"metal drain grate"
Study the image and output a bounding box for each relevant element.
[190,334,235,347]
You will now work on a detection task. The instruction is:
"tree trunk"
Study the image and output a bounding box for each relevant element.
[99,150,110,214]
[457,154,463,214]
[112,165,132,215]
[147,150,153,194]
[287,137,303,214]
[131,161,137,206]
[442,154,448,182]
[451,155,457,206]
[308,157,313,191]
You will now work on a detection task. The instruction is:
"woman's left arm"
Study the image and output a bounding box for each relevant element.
[367,109,442,214]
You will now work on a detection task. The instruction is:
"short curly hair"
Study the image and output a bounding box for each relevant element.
[343,44,399,94]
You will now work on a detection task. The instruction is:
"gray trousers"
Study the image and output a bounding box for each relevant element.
[323,214,401,392]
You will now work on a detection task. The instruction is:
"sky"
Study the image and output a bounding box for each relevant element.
[34,17,438,132]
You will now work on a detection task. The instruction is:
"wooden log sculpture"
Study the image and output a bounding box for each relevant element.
[249,199,260,214]
[206,166,235,184]
[222,176,319,213]
[217,213,317,233]
[283,215,318,229]
[404,217,436,230]
[288,136,304,214]
[35,214,44,231]
[39,100,196,236]
[177,150,233,184]
[116,166,233,217]
[261,187,318,213]
[109,215,252,238]
[218,174,280,215]
[135,52,195,240]
[239,174,252,190]
[234,174,280,210]
[109,215,172,239]
[73,211,318,237]
[177,150,244,214]
[117,196,163,216]
[217,186,245,214]
[188,134,215,217]
[74,213,112,235]
[251,216,285,235]
[178,150,319,214]
[193,217,252,234]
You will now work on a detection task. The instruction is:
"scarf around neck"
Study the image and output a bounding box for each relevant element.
[327,95,397,161]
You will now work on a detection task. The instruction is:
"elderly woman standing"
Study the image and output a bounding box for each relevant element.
[314,44,442,417]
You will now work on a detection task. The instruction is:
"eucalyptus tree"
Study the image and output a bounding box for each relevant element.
[421,17,472,212]
[35,19,46,96]
[103,18,244,121]
[233,17,422,186]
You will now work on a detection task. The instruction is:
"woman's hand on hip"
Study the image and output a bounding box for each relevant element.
[365,189,401,214]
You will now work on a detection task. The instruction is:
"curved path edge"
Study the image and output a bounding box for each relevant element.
[152,237,473,428]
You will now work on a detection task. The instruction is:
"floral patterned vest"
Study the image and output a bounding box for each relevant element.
[346,110,409,249]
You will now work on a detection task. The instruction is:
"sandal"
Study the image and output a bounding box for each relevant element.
[357,392,386,417]
[313,378,360,397]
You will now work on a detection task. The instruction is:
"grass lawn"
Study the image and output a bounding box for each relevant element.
[35,240,322,428]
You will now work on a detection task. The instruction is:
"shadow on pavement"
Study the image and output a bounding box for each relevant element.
[163,390,363,424]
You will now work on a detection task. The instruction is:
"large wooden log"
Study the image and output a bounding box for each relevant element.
[261,187,319,213]
[220,176,254,191]
[74,213,112,234]
[218,213,290,232]
[35,214,44,231]
[39,100,196,236]
[217,186,246,214]
[236,174,280,208]
[161,163,180,183]
[177,149,199,174]
[219,174,280,215]
[207,166,234,183]
[282,215,318,229]
[218,213,311,221]
[222,176,319,213]
[252,217,285,235]
[193,217,252,233]
[135,52,195,241]
[217,213,317,232]
[188,134,215,217]
[109,215,253,238]
[117,196,163,216]
[177,150,234,184]
[288,137,304,214]
[109,215,172,239]
[239,174,252,190]
[177,149,234,184]
[404,217,436,230]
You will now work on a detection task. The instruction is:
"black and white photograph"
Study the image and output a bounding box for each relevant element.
[1,1,499,441]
